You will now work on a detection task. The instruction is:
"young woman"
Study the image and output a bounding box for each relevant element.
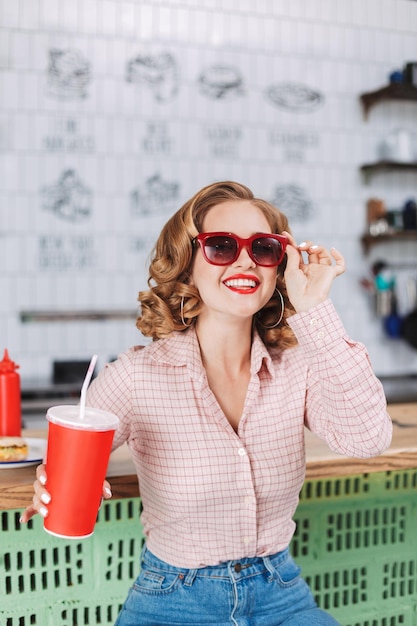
[22,181,392,625]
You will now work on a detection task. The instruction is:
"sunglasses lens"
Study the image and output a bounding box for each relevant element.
[251,237,283,265]
[203,236,237,265]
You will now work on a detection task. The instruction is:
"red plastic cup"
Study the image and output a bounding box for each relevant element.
[44,405,119,539]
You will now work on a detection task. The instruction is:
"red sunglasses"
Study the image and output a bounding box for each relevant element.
[194,232,288,267]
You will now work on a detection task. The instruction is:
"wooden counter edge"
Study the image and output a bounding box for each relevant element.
[305,450,417,479]
[3,453,417,512]
[0,474,140,513]
[2,403,416,511]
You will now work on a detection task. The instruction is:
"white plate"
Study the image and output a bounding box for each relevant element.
[0,437,46,469]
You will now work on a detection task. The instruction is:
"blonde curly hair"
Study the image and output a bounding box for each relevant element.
[137,181,297,349]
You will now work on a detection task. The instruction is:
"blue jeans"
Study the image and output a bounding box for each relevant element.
[114,545,341,625]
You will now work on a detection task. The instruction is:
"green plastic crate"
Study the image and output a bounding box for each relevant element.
[293,469,417,624]
[345,610,412,626]
[0,499,145,626]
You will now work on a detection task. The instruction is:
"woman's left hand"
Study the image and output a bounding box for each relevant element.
[282,231,345,313]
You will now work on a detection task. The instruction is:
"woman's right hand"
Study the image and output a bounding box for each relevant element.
[19,464,113,524]
[19,463,50,523]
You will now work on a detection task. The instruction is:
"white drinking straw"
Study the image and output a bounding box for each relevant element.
[79,354,98,420]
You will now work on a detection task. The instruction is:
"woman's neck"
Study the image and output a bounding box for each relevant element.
[194,316,253,376]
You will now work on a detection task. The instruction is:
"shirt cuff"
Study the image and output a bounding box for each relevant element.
[286,299,348,354]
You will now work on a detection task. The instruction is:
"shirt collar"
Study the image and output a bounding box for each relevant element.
[251,329,275,379]
[148,325,275,380]
[147,327,205,380]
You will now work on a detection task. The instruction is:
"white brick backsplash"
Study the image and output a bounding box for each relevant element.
[1,0,417,378]
[116,3,136,38]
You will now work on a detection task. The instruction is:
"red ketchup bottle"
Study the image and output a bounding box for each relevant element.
[0,349,21,436]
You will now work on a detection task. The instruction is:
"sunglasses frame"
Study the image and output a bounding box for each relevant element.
[194,232,288,267]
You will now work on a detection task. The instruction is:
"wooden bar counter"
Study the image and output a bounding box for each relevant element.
[1,402,416,511]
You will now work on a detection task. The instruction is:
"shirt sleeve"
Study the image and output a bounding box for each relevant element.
[86,348,135,450]
[287,299,393,458]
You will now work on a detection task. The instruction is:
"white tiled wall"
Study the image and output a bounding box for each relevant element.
[1,0,417,381]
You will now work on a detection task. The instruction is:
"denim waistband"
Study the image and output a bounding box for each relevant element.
[141,545,289,583]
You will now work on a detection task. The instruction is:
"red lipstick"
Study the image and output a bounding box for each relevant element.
[222,274,260,294]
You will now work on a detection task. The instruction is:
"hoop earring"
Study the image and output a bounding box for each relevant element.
[180,295,192,327]
[256,288,285,329]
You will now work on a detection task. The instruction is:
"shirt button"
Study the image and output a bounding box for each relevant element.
[317,331,325,339]
[242,537,250,545]
[310,318,318,326]
[244,496,251,505]
[238,448,246,457]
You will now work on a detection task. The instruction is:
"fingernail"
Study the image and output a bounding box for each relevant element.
[41,493,51,504]
[40,506,48,518]
[104,487,112,497]
[39,475,47,485]
[310,245,318,250]
[19,515,24,523]
[299,241,306,247]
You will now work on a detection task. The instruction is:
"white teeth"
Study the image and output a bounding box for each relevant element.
[224,278,257,288]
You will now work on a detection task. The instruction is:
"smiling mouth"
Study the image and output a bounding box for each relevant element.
[224,278,258,289]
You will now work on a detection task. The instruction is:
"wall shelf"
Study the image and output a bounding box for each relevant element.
[361,231,417,254]
[360,160,417,183]
[360,83,417,119]
[359,80,417,254]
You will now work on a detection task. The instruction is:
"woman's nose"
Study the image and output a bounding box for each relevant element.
[232,245,256,268]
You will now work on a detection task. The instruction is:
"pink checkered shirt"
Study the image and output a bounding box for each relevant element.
[86,299,392,568]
